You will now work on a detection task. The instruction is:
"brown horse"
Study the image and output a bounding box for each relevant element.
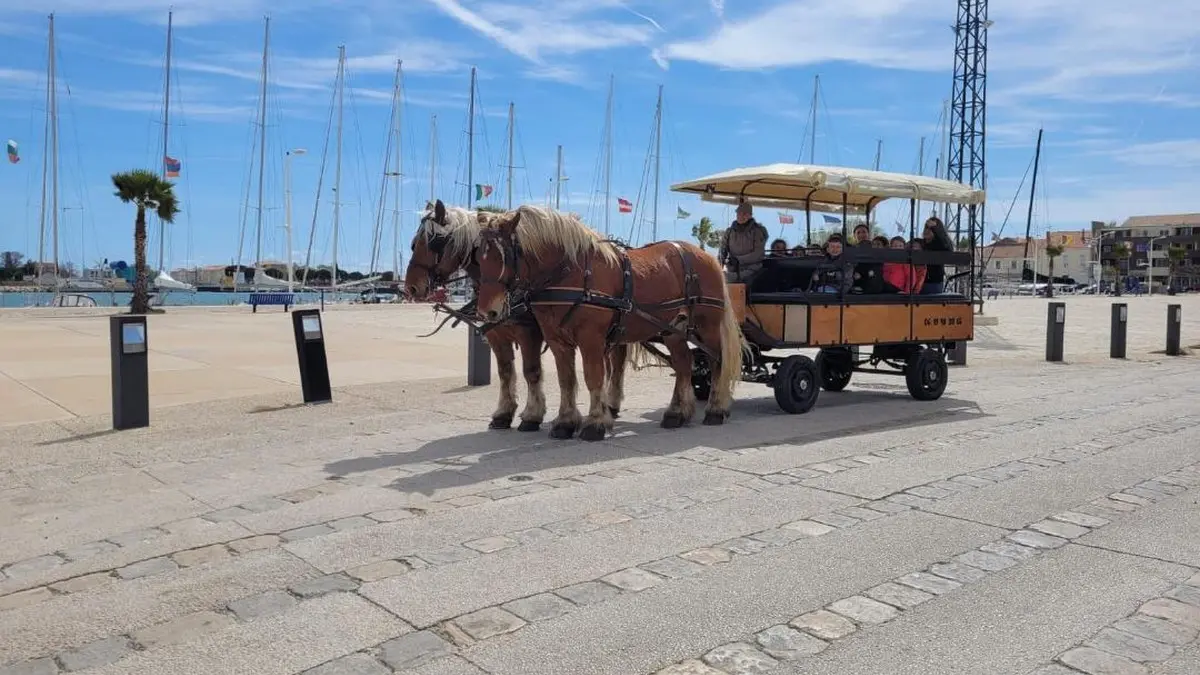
[403,200,629,432]
[475,204,744,442]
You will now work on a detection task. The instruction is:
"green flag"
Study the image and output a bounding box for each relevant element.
[676,206,690,219]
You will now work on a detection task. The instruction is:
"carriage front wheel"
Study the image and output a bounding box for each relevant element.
[773,355,820,414]
[905,348,948,401]
[691,348,712,402]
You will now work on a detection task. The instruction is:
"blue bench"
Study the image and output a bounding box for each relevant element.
[249,293,295,312]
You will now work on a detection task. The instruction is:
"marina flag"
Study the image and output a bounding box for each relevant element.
[6,140,17,164]
[617,197,633,213]
[676,206,690,219]
[164,155,181,178]
[778,213,794,225]
[474,183,493,200]
[822,214,840,224]
[897,223,905,234]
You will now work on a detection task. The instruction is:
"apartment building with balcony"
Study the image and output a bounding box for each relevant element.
[1093,214,1200,291]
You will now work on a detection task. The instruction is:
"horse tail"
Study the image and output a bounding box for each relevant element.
[715,278,746,399]
[627,341,671,371]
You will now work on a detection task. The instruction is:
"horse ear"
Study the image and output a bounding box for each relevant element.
[500,210,521,237]
[424,200,434,212]
[434,199,446,224]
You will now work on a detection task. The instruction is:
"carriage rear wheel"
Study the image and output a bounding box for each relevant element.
[816,347,854,392]
[773,355,820,414]
[905,348,948,401]
[692,348,712,402]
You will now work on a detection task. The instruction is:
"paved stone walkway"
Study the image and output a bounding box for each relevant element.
[1,296,1198,674]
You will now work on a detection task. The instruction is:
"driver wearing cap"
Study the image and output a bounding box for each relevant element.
[719,201,769,282]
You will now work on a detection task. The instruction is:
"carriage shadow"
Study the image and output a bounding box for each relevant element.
[324,389,988,497]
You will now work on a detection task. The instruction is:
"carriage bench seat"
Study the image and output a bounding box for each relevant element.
[249,293,295,313]
[747,292,969,306]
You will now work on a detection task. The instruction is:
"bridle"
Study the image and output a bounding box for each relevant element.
[476,228,524,314]
[410,217,466,289]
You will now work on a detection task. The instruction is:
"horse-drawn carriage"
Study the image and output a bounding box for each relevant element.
[670,163,985,414]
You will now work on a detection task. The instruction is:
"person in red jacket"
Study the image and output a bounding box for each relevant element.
[882,236,927,294]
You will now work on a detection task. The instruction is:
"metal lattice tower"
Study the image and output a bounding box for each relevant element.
[946,0,989,251]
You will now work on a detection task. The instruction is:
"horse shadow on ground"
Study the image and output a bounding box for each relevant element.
[323,387,990,497]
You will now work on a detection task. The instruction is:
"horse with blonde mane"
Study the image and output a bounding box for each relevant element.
[476,204,744,442]
[404,199,630,433]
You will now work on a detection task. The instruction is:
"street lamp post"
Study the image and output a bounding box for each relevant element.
[1093,230,1116,294]
[1148,236,1168,295]
[284,148,307,293]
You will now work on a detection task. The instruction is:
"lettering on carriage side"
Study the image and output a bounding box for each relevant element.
[922,316,964,327]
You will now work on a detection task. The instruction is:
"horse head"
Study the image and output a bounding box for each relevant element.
[404,198,484,300]
[476,209,525,322]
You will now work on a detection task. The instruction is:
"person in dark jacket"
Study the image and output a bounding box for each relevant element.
[719,202,769,282]
[920,215,954,294]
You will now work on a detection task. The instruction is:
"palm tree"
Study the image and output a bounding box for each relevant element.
[692,216,721,251]
[1166,244,1186,292]
[112,170,179,314]
[477,204,505,214]
[1111,242,1131,296]
[1044,244,1064,297]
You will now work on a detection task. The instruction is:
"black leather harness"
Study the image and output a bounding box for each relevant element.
[481,232,727,364]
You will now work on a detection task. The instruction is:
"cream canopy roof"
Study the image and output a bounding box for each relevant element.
[670,163,986,211]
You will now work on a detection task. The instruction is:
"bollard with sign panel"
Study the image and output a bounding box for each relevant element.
[1110,303,1127,359]
[292,309,332,403]
[110,315,150,430]
[1045,302,1065,362]
[1166,304,1182,356]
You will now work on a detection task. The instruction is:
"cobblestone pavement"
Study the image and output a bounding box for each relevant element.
[2,343,1200,673]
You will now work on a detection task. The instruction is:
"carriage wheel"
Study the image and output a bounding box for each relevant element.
[773,355,820,414]
[691,348,712,402]
[905,348,948,401]
[815,347,854,392]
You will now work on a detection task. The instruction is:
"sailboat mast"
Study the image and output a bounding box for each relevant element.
[554,145,562,209]
[333,45,345,283]
[506,102,514,209]
[603,75,613,236]
[157,10,173,273]
[50,13,59,288]
[651,84,662,241]
[873,139,882,170]
[429,114,437,202]
[467,67,476,209]
[392,60,403,281]
[917,136,926,223]
[809,75,818,164]
[37,15,51,287]
[253,18,269,289]
[1021,128,1044,272]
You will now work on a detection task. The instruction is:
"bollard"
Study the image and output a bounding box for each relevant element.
[1045,302,1065,362]
[1166,304,1182,356]
[948,341,967,366]
[292,309,332,403]
[467,326,492,386]
[1110,303,1127,359]
[110,315,150,430]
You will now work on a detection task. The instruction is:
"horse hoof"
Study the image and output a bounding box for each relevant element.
[661,412,685,429]
[517,420,542,432]
[550,422,577,439]
[703,411,728,426]
[489,414,514,430]
[579,424,606,442]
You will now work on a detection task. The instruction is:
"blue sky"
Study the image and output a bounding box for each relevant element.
[1,0,1197,272]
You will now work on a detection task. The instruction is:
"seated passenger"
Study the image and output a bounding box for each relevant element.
[719,201,769,282]
[882,236,926,294]
[791,245,806,257]
[769,238,790,257]
[812,234,847,294]
[852,223,872,246]
[920,215,953,294]
[852,234,888,294]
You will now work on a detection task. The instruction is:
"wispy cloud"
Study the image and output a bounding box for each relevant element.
[421,0,655,75]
